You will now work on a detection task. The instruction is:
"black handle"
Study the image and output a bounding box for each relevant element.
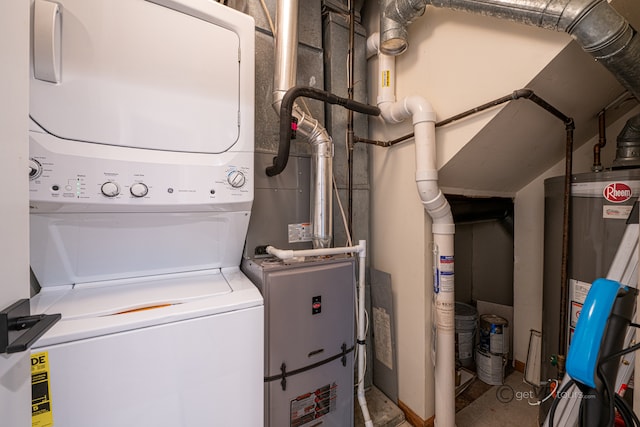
[0,299,61,354]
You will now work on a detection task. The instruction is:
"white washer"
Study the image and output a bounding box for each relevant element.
[28,0,263,425]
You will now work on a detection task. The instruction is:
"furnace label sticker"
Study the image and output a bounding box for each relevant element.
[31,351,54,427]
[288,222,313,243]
[290,383,337,427]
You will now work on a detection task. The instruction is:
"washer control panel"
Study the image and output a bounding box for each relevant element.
[29,134,252,211]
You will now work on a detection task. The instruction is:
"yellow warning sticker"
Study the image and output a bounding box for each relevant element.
[382,70,391,88]
[31,351,54,427]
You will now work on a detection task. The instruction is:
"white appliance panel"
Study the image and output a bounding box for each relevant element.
[31,211,250,287]
[30,0,246,154]
[29,132,253,212]
[29,1,262,425]
[32,305,264,427]
[43,270,232,320]
[31,267,263,348]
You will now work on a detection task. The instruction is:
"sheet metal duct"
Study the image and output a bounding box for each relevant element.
[272,0,333,249]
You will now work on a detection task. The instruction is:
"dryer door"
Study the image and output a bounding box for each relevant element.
[30,0,245,154]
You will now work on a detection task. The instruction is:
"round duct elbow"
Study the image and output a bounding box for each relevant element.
[380,25,409,55]
[613,114,640,169]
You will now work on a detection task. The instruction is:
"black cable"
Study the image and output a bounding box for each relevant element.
[595,338,640,426]
[616,394,636,427]
[548,378,576,427]
[601,341,640,364]
[597,362,616,426]
[617,393,640,426]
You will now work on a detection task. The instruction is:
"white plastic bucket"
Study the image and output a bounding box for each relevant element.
[455,302,478,368]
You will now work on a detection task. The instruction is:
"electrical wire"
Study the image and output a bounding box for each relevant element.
[547,309,640,425]
[333,174,353,247]
[596,362,616,427]
[599,340,640,426]
[548,378,576,427]
[258,0,275,36]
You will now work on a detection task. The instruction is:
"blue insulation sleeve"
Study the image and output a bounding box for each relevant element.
[566,278,621,388]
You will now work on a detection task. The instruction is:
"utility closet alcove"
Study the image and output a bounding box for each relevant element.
[448,195,515,355]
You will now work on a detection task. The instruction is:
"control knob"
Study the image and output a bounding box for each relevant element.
[227,170,246,188]
[130,182,149,198]
[29,159,43,180]
[101,181,120,197]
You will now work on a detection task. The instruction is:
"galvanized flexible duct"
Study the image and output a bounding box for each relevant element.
[613,113,640,168]
[380,0,640,103]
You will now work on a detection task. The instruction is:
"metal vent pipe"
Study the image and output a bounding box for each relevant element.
[272,0,333,248]
[613,113,640,168]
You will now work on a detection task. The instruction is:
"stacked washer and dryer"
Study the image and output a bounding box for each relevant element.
[28,1,263,426]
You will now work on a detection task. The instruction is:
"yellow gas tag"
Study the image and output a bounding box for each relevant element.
[31,351,54,427]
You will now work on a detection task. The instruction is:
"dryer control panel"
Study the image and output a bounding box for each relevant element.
[29,132,253,213]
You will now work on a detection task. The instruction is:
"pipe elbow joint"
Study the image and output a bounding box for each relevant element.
[416,171,440,200]
[366,33,380,59]
[379,96,436,125]
[404,95,436,125]
[378,101,406,124]
[266,246,294,260]
[358,240,367,258]
[422,192,454,233]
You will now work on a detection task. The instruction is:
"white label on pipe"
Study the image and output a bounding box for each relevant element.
[436,300,455,331]
[439,255,454,293]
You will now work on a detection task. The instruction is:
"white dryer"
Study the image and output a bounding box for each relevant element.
[28,0,263,426]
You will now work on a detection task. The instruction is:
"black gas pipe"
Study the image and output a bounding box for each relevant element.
[265,86,380,177]
[355,88,575,376]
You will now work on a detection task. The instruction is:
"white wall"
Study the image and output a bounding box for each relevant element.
[364,3,571,421]
[0,1,31,426]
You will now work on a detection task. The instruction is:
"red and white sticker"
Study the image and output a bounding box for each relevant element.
[603,182,632,203]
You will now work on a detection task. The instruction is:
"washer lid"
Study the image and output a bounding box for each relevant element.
[30,0,243,154]
[44,269,232,320]
[31,267,263,348]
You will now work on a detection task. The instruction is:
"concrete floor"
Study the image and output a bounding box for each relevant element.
[356,371,539,426]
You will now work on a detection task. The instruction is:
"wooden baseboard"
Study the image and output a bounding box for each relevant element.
[514,359,526,373]
[397,399,434,427]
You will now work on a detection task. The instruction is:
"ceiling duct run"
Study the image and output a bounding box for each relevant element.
[380,0,640,167]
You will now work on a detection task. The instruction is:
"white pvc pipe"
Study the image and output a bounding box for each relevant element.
[371,33,456,427]
[266,241,374,427]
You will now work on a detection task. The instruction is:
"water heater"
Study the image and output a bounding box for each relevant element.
[541,169,640,403]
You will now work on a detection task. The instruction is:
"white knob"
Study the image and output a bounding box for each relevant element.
[101,181,120,197]
[227,170,246,188]
[130,182,149,198]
